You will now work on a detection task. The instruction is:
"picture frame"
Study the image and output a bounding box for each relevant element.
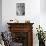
[16,3,25,16]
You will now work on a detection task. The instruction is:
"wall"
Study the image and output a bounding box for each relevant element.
[2,0,40,30]
[40,0,46,32]
[0,0,2,32]
[40,0,46,13]
[2,0,46,46]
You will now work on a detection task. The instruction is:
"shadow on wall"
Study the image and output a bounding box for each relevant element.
[40,0,46,14]
[0,0,2,32]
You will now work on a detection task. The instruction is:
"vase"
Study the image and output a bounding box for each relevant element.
[39,40,45,46]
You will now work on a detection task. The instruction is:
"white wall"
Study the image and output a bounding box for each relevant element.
[40,0,46,31]
[0,0,2,32]
[40,0,46,13]
[2,0,46,46]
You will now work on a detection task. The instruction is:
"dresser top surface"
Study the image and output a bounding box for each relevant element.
[7,23,34,25]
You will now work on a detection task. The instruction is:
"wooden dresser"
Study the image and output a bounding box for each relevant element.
[7,23,34,46]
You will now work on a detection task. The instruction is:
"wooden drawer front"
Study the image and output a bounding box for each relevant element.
[8,25,32,32]
[9,25,32,28]
[9,28,32,32]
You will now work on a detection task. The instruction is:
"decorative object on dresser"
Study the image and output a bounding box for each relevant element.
[7,23,34,46]
[9,19,19,23]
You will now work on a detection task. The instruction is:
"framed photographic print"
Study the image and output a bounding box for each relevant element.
[16,3,25,16]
